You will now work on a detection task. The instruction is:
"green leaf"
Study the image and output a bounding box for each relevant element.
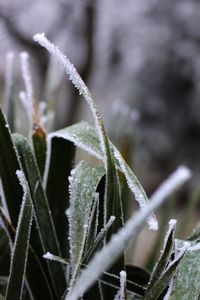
[12,133,66,299]
[170,243,200,300]
[0,106,23,227]
[83,215,115,264]
[68,161,105,288]
[45,136,75,257]
[6,171,33,300]
[26,246,54,300]
[144,247,186,300]
[0,227,10,277]
[147,220,177,292]
[49,121,157,230]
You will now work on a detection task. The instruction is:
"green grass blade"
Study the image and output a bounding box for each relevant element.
[44,136,75,257]
[68,161,104,289]
[144,247,186,300]
[0,107,23,227]
[146,219,177,292]
[12,133,66,299]
[6,170,33,300]
[49,121,157,229]
[83,215,116,264]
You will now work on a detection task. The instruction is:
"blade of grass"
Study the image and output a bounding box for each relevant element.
[68,161,104,290]
[6,170,33,300]
[146,219,177,293]
[0,106,23,227]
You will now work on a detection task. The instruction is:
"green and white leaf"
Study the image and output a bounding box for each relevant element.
[68,161,104,288]
[0,107,23,227]
[6,170,33,300]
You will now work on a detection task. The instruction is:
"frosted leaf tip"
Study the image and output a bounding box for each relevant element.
[33,33,46,42]
[148,219,158,231]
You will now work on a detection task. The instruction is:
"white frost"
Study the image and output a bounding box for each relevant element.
[116,270,127,300]
[43,252,67,265]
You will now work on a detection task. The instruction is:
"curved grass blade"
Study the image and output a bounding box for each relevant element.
[12,133,66,299]
[83,215,115,264]
[49,121,157,229]
[144,247,187,300]
[146,219,177,293]
[68,161,104,290]
[6,170,33,300]
[44,136,75,257]
[0,106,23,227]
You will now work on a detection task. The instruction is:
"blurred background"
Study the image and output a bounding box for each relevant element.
[0,0,200,264]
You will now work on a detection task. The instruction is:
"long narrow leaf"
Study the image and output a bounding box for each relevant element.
[146,219,177,292]
[6,170,33,300]
[13,133,66,299]
[0,107,23,227]
[68,161,104,289]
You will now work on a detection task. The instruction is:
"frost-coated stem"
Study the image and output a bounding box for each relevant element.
[33,33,107,160]
[66,165,191,300]
[20,52,34,124]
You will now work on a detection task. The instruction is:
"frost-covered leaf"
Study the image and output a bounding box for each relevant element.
[83,215,116,264]
[144,245,187,300]
[20,52,47,177]
[6,170,33,300]
[0,106,23,227]
[49,121,157,230]
[169,242,200,300]
[12,133,66,299]
[146,219,177,293]
[68,161,104,287]
[44,136,75,257]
